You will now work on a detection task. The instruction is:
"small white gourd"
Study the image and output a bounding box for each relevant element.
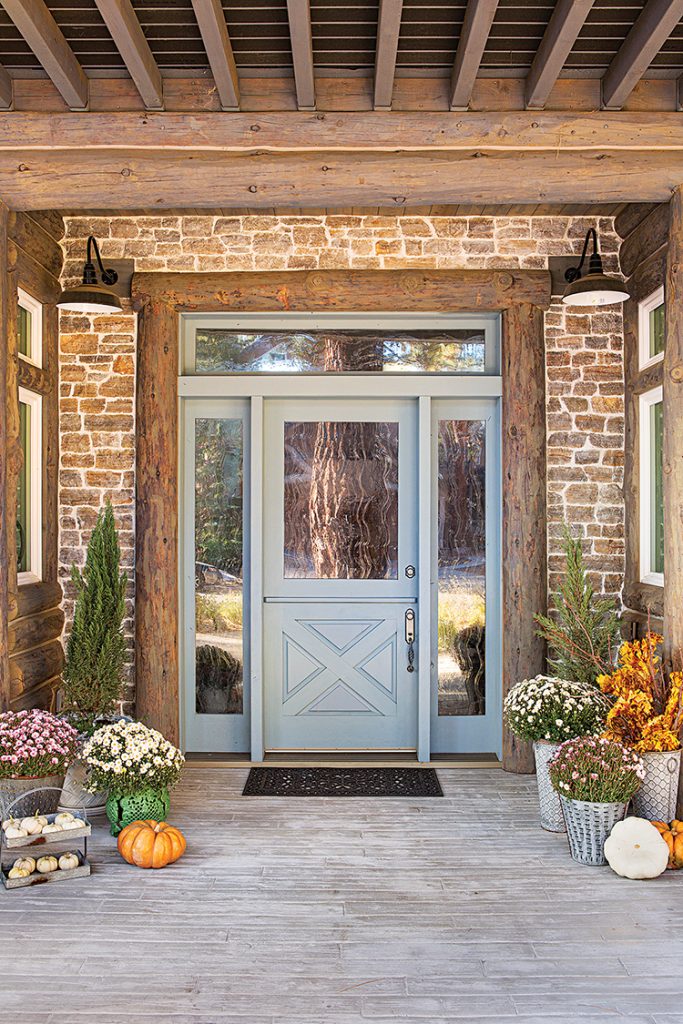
[604,817,669,880]
[8,866,31,879]
[36,855,58,874]
[58,852,80,871]
[60,818,83,831]
[54,812,75,827]
[2,818,18,832]
[20,816,43,836]
[35,815,48,828]
[5,825,28,840]
[13,856,36,873]
[41,823,63,834]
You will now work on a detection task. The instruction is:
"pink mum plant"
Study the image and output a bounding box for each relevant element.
[0,710,79,779]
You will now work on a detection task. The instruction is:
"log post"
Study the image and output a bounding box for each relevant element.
[0,202,9,708]
[664,188,683,812]
[134,296,180,744]
[502,302,547,773]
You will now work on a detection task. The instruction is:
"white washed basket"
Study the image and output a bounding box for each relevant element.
[533,740,565,833]
[630,749,681,822]
[560,796,628,866]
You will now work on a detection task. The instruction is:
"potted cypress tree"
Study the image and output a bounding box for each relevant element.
[59,501,128,814]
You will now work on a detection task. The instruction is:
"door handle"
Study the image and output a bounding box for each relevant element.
[405,609,415,673]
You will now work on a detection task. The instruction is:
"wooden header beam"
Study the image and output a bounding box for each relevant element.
[525,0,595,110]
[286,0,316,111]
[0,0,88,110]
[374,0,403,111]
[93,0,163,110]
[602,0,683,110]
[191,0,240,111]
[450,0,499,110]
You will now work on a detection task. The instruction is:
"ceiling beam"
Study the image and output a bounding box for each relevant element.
[374,0,403,111]
[93,0,163,110]
[0,65,11,108]
[602,0,683,110]
[286,0,316,111]
[525,0,595,110]
[450,0,499,110]
[0,0,88,109]
[190,0,240,111]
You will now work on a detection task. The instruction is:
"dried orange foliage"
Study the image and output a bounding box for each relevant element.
[598,632,683,753]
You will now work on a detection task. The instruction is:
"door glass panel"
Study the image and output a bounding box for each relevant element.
[17,401,30,573]
[194,329,486,374]
[194,418,244,715]
[283,421,399,579]
[437,420,486,717]
[650,399,664,575]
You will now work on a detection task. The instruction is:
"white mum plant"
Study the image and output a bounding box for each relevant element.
[504,675,610,744]
[82,720,184,796]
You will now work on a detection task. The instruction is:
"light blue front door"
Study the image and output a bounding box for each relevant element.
[263,399,419,751]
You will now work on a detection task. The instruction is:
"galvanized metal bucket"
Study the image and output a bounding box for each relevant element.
[533,740,565,832]
[560,796,628,866]
[631,749,681,822]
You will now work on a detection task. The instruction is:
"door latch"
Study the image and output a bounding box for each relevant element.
[405,608,415,673]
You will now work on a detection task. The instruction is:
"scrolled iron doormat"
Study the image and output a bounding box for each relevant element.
[242,766,443,797]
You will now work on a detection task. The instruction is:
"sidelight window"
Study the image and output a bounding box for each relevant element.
[638,287,665,370]
[17,387,42,582]
[639,386,664,586]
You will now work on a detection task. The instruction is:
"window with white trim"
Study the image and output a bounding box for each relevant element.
[638,286,665,370]
[639,385,664,587]
[17,387,43,583]
[17,288,43,369]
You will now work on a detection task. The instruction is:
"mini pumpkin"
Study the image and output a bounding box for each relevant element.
[117,819,186,870]
[8,866,31,879]
[651,819,683,869]
[58,852,80,871]
[5,825,28,840]
[36,855,59,874]
[604,817,669,880]
[13,856,36,874]
[20,816,42,835]
[41,823,63,834]
[54,812,74,828]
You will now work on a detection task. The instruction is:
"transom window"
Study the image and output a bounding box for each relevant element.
[638,286,665,370]
[639,385,664,587]
[182,314,500,376]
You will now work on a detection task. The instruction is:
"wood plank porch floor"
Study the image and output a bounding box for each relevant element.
[2,767,681,1024]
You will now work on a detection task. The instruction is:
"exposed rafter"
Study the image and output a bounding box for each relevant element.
[286,0,316,111]
[0,0,88,110]
[450,0,499,110]
[93,0,163,110]
[525,0,595,110]
[374,0,403,111]
[602,0,683,110]
[190,0,240,111]
[0,64,11,108]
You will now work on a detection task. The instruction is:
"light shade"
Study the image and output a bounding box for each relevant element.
[561,272,630,307]
[57,283,123,314]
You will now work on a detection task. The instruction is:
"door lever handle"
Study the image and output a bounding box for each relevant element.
[405,609,415,673]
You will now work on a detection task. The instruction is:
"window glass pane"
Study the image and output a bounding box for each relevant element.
[649,303,665,359]
[17,401,30,573]
[18,305,31,359]
[650,400,664,575]
[194,329,486,374]
[284,421,398,579]
[194,419,244,715]
[437,420,486,717]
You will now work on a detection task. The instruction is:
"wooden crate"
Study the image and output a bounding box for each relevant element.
[2,852,91,890]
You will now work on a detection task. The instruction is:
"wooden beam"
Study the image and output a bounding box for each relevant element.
[374,0,403,111]
[502,302,547,774]
[525,0,595,110]
[450,0,499,111]
[93,0,163,110]
[286,0,316,111]
[602,0,683,111]
[0,0,88,110]
[190,0,240,111]
[0,64,11,108]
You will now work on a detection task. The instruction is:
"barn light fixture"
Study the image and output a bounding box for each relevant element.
[562,228,630,307]
[57,235,122,313]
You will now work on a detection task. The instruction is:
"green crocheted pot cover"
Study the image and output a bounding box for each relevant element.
[106,787,170,836]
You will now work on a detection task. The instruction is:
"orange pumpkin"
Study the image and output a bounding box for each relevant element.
[651,820,683,869]
[117,819,186,870]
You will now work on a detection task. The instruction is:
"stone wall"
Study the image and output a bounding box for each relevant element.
[58,214,624,709]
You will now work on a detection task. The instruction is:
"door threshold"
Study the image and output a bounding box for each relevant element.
[185,751,501,769]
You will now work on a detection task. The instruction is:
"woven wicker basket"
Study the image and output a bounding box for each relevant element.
[630,750,681,822]
[533,740,565,832]
[560,796,628,866]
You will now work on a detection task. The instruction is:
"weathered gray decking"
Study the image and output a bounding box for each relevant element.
[2,767,682,1024]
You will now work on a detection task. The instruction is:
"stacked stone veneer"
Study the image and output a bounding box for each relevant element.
[58,214,624,708]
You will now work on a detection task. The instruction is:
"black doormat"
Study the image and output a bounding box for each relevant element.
[242,766,443,797]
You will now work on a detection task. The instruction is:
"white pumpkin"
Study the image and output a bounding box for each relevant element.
[13,856,36,873]
[2,817,18,832]
[58,852,80,871]
[36,855,58,874]
[54,812,75,827]
[41,823,63,834]
[8,866,31,879]
[20,816,43,835]
[35,815,48,828]
[604,817,669,880]
[60,818,83,831]
[5,825,28,840]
